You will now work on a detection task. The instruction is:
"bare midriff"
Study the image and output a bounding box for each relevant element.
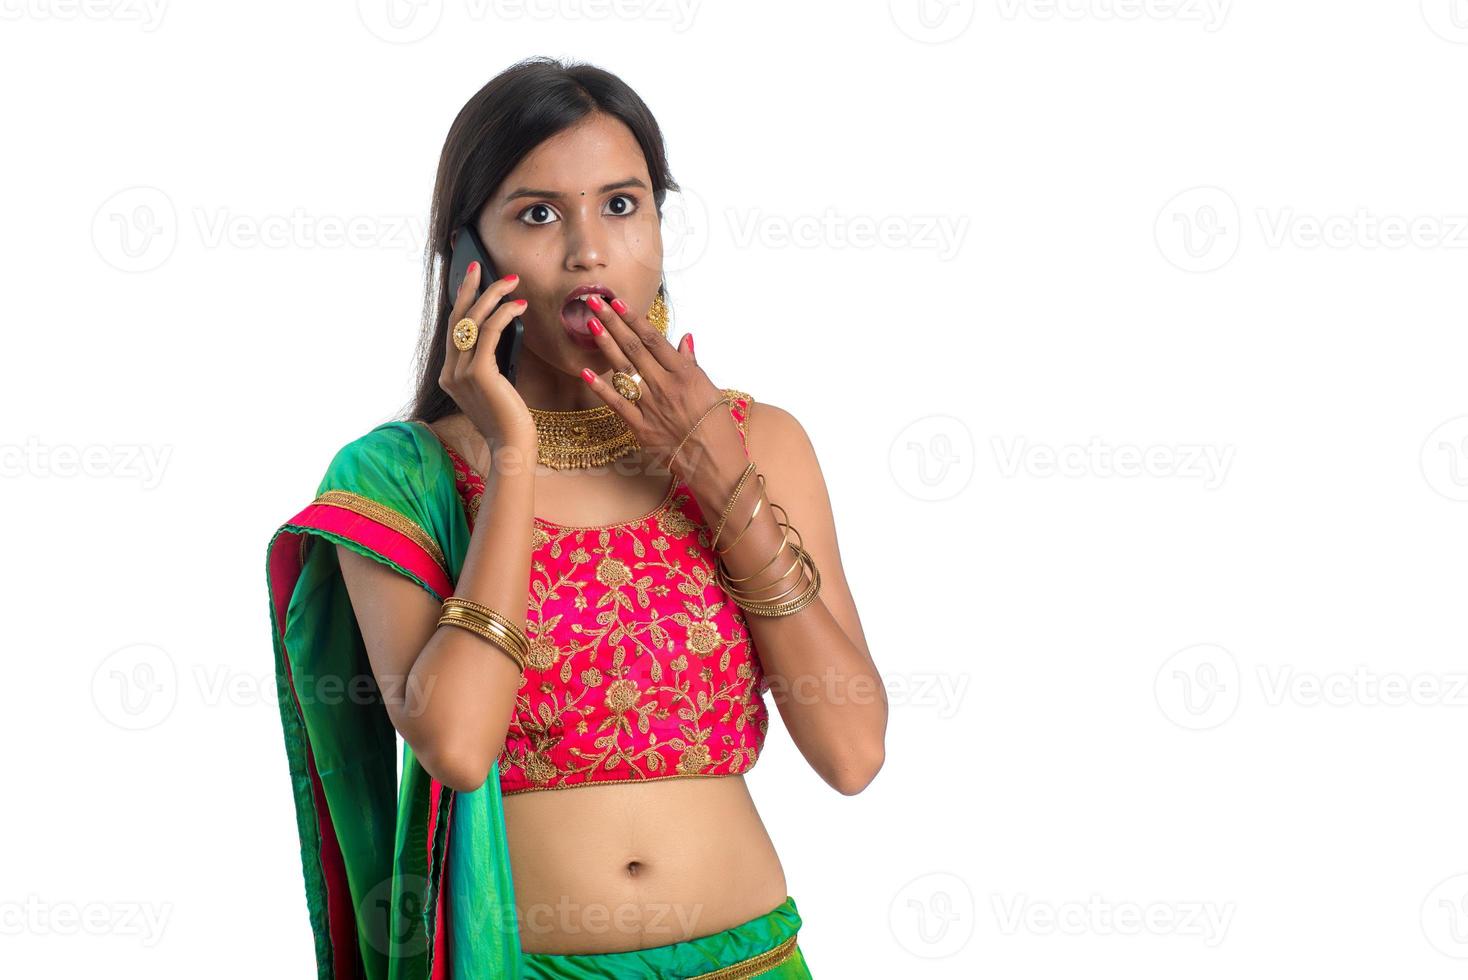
[501,774,787,955]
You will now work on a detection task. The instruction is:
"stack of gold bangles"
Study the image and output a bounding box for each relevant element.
[438,596,529,671]
[668,394,822,619]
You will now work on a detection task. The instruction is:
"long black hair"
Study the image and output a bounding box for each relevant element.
[407,56,679,423]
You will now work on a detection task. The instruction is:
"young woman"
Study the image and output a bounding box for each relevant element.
[265,56,885,978]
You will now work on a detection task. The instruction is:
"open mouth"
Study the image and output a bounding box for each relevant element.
[559,286,615,335]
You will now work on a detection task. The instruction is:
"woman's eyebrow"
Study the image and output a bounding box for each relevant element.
[502,177,647,201]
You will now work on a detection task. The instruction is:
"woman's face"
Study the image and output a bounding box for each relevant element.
[473,112,663,370]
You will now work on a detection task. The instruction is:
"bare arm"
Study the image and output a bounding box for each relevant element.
[336,445,534,792]
[682,401,886,796]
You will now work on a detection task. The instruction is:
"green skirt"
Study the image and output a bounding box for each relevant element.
[520,895,811,979]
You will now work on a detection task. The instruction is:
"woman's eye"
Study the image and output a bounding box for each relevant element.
[605,194,637,217]
[520,203,559,226]
[518,196,636,226]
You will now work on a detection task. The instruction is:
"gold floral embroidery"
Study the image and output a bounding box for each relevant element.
[439,391,770,795]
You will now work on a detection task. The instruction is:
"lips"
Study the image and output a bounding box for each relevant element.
[559,284,615,336]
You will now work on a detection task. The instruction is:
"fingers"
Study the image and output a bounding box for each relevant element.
[443,263,518,369]
[465,295,528,384]
[465,271,520,326]
[578,366,640,428]
[584,294,682,375]
[582,309,628,370]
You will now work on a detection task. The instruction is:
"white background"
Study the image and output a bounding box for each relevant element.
[4,1,1468,977]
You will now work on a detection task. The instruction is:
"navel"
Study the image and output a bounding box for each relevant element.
[624,859,644,878]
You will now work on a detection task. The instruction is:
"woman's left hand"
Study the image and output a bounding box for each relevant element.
[577,294,730,477]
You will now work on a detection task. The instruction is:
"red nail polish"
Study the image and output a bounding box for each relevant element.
[585,294,604,311]
[504,273,518,282]
[687,333,694,353]
[588,317,604,335]
[514,299,528,307]
[581,368,597,384]
[610,298,629,316]
[467,261,479,276]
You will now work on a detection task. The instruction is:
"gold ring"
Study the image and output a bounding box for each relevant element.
[452,317,479,351]
[610,369,643,402]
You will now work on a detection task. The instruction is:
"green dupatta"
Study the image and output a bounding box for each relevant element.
[265,420,522,979]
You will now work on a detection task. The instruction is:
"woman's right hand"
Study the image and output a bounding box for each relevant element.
[439,261,536,457]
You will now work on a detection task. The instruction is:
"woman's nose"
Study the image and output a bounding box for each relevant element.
[564,210,611,270]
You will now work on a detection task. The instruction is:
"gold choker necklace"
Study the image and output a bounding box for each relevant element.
[528,402,641,470]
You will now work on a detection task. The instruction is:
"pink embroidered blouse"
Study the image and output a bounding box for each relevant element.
[432,389,771,795]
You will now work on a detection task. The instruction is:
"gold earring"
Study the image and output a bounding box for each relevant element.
[647,292,669,335]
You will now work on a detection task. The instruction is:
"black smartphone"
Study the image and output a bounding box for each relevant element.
[448,223,526,385]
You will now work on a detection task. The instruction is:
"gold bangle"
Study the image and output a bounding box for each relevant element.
[737,546,820,616]
[718,495,803,586]
[720,534,803,599]
[441,595,526,636]
[439,612,528,671]
[710,461,756,552]
[716,474,768,557]
[440,604,527,662]
[439,597,529,670]
[719,511,795,589]
[719,528,805,605]
[716,508,818,610]
[724,544,822,617]
[439,601,525,644]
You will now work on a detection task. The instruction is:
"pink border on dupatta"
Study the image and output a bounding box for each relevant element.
[293,499,454,599]
[269,497,458,977]
[269,526,363,979]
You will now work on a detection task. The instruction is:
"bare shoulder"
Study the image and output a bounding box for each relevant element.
[742,399,828,513]
[743,400,814,462]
